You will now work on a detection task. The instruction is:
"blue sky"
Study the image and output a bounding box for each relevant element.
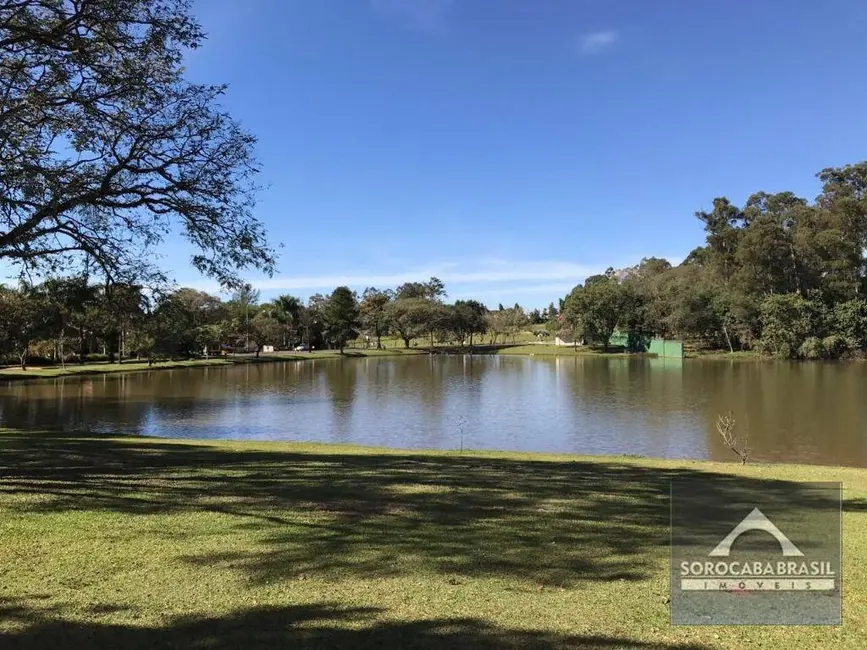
[95,1,867,306]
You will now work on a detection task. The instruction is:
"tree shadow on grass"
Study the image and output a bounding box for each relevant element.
[0,598,712,649]
[0,432,846,589]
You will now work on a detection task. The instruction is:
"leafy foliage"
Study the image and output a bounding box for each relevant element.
[323,287,360,353]
[0,0,275,286]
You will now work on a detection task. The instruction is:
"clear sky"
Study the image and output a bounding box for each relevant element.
[157,1,867,306]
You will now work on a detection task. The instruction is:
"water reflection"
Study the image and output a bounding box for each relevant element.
[0,356,864,466]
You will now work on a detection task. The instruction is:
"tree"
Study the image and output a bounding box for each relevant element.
[547,302,559,318]
[758,293,824,359]
[395,281,428,300]
[451,300,488,347]
[269,295,303,349]
[152,288,226,358]
[0,285,49,369]
[695,198,744,285]
[387,298,430,348]
[832,299,867,350]
[249,311,281,357]
[562,275,633,350]
[100,283,148,362]
[0,0,275,286]
[228,284,259,351]
[732,192,807,298]
[302,294,327,349]
[323,287,360,353]
[360,287,393,349]
[33,275,95,366]
[486,305,525,344]
[395,277,447,302]
[425,277,447,302]
[420,300,450,350]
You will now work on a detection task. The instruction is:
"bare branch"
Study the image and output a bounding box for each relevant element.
[716,411,750,465]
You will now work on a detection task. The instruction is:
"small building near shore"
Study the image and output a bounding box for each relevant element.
[554,333,584,347]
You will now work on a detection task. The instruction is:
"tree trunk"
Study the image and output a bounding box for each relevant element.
[376,331,382,349]
[722,323,734,353]
[403,336,410,349]
[19,349,26,371]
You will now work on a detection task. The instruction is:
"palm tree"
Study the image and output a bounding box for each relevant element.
[270,294,303,349]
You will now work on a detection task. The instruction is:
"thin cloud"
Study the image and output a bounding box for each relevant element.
[254,260,596,291]
[183,260,603,295]
[451,283,578,300]
[369,0,453,31]
[578,30,619,55]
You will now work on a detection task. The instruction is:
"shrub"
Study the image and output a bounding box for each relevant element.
[832,299,867,350]
[759,294,823,359]
[822,334,850,359]
[797,337,825,360]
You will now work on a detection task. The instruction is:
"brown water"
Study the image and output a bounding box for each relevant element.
[1,355,864,466]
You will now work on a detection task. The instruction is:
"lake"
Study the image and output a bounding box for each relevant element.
[1,355,864,466]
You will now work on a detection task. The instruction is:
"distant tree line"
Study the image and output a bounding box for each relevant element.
[0,276,542,368]
[6,160,867,367]
[559,161,867,359]
[7,3,866,366]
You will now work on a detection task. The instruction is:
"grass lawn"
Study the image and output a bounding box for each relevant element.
[0,358,236,380]
[487,344,621,356]
[0,349,427,381]
[269,348,427,360]
[0,432,864,648]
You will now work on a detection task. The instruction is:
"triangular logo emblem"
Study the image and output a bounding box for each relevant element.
[708,507,804,557]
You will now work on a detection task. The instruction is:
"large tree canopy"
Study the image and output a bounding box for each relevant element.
[0,0,275,285]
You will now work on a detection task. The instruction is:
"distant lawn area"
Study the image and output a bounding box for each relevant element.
[486,343,618,356]
[0,358,235,379]
[0,431,864,649]
[0,349,427,380]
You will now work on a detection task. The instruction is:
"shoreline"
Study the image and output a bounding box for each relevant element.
[91,434,867,474]
[3,429,864,473]
[0,343,850,381]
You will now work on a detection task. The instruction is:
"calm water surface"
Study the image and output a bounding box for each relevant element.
[1,355,865,466]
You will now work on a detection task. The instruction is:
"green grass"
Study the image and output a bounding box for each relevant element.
[487,343,624,356]
[0,358,236,379]
[0,349,427,380]
[0,431,864,649]
[280,348,426,359]
[684,349,764,360]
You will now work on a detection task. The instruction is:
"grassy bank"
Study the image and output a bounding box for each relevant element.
[0,349,425,381]
[0,432,863,649]
[485,343,623,356]
[0,345,781,381]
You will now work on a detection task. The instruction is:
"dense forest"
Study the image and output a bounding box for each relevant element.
[561,160,867,359]
[2,160,867,366]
